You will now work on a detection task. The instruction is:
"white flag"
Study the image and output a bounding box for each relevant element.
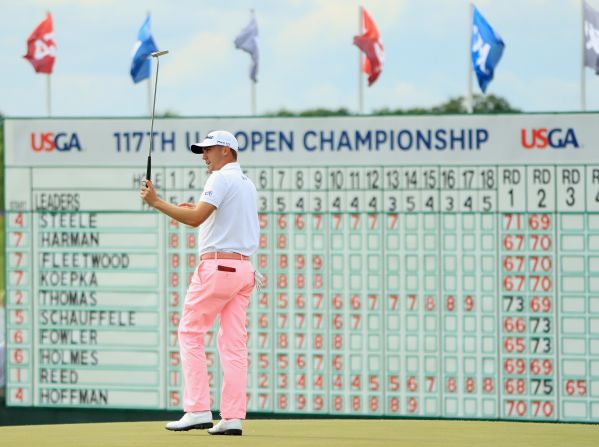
[234,15,259,82]
[584,1,599,74]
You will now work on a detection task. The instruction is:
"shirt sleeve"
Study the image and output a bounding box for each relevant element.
[200,172,227,208]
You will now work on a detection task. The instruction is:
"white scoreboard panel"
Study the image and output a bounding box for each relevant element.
[4,116,599,421]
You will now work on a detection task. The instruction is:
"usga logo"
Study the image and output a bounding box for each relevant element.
[31,132,83,152]
[520,128,579,149]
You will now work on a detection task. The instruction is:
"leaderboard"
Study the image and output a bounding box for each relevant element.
[4,116,599,423]
[6,168,165,409]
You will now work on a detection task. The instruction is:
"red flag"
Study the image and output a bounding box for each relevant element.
[353,8,384,86]
[23,13,56,74]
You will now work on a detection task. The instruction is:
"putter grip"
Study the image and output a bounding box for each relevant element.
[146,155,152,181]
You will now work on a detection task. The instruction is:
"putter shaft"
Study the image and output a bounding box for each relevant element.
[146,50,168,181]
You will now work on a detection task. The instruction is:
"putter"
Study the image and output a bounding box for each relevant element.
[145,50,169,183]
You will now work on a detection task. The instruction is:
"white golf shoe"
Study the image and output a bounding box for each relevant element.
[207,418,243,436]
[165,411,213,431]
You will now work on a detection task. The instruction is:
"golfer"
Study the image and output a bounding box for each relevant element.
[140,130,259,436]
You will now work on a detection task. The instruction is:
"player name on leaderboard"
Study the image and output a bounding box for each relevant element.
[6,168,165,408]
[4,117,599,422]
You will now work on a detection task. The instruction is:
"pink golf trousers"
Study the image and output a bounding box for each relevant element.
[178,259,254,419]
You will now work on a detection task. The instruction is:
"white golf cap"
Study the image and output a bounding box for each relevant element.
[190,130,239,154]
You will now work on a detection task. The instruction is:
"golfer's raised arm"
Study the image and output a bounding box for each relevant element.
[140,179,215,227]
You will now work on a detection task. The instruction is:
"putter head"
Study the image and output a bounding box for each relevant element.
[151,50,169,58]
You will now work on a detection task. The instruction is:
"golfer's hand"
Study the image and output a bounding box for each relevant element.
[140,178,158,207]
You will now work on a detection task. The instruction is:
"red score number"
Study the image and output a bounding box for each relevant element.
[12,329,24,344]
[504,358,526,375]
[529,234,552,251]
[504,214,523,230]
[314,395,324,411]
[564,380,587,396]
[503,275,525,292]
[503,317,526,333]
[503,256,525,272]
[505,400,555,417]
[528,214,551,230]
[530,275,552,292]
[530,256,552,272]
[530,296,552,313]
[13,213,25,227]
[530,359,553,375]
[258,214,268,229]
[503,214,551,231]
[503,337,526,353]
[504,378,526,394]
[503,234,525,251]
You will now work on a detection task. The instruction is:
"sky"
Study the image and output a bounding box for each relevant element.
[0,0,595,117]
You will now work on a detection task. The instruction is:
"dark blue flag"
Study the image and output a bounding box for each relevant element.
[130,16,158,83]
[471,7,505,93]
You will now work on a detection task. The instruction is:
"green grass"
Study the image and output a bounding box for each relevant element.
[0,419,598,447]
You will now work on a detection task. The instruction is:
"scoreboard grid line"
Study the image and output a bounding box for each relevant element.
[554,166,561,421]
[30,167,36,406]
[436,196,443,416]
[382,193,389,416]
[494,169,501,419]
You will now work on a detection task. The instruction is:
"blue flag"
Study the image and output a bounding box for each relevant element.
[471,6,505,93]
[130,16,158,83]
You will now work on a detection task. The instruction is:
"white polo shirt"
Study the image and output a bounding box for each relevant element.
[198,162,259,257]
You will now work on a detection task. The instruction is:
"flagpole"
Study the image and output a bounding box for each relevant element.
[251,80,256,115]
[582,0,587,111]
[358,6,364,114]
[46,10,52,117]
[147,11,152,116]
[47,74,52,117]
[467,3,474,114]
